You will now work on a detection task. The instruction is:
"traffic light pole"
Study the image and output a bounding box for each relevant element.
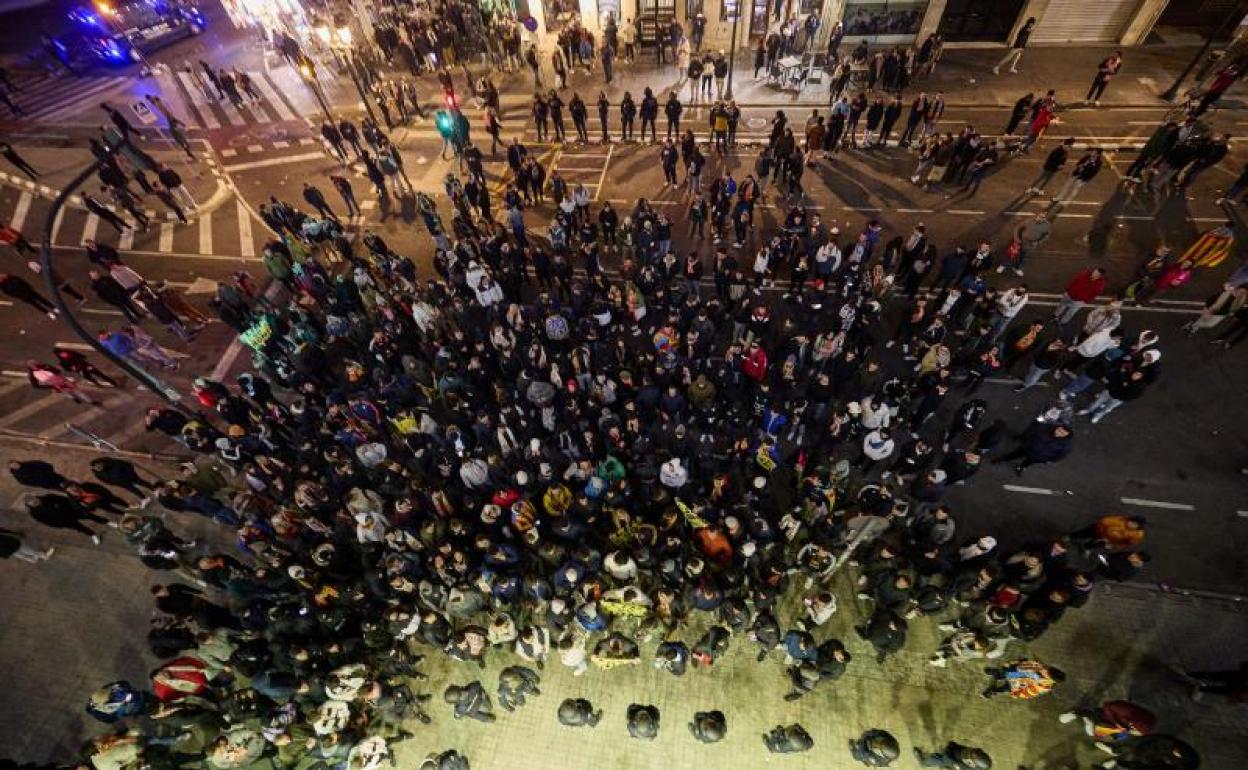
[39,138,188,410]
[344,52,379,125]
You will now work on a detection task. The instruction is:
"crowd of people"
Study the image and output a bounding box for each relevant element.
[13,91,1216,770]
[1,6,1239,770]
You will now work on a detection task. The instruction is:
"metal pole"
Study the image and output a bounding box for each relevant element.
[725,9,741,99]
[39,139,187,409]
[307,76,335,122]
[1162,2,1247,101]
[346,53,379,124]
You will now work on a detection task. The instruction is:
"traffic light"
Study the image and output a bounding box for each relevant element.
[434,109,455,139]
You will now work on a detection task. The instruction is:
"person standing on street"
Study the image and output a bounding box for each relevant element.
[27,361,100,406]
[302,182,339,221]
[0,273,60,318]
[0,141,39,180]
[330,175,360,217]
[993,17,1035,75]
[993,422,1074,476]
[1087,51,1122,104]
[27,261,86,304]
[89,270,145,323]
[999,211,1051,277]
[0,528,54,564]
[1054,266,1107,324]
[0,221,37,257]
[1028,137,1074,196]
[82,192,130,233]
[157,164,195,210]
[1052,148,1103,204]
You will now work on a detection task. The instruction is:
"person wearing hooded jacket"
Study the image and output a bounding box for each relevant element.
[1078,349,1161,424]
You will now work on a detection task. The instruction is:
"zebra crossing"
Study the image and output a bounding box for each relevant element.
[0,70,136,125]
[156,67,310,130]
[0,362,180,454]
[0,184,265,259]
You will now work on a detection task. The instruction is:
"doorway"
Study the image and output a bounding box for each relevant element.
[937,0,1025,42]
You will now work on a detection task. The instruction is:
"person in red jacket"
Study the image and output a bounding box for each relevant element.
[742,340,768,382]
[1054,266,1106,324]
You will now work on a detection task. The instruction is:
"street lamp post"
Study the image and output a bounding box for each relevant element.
[39,139,187,409]
[724,4,741,100]
[344,52,379,125]
[298,58,335,122]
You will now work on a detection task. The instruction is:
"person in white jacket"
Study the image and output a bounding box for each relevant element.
[860,427,895,477]
[990,285,1029,341]
[857,396,890,431]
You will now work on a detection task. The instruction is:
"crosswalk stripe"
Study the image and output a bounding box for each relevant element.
[176,70,219,129]
[25,78,132,122]
[118,225,133,250]
[82,213,99,244]
[0,393,64,429]
[217,93,247,126]
[238,199,254,257]
[10,191,32,232]
[255,72,298,122]
[198,209,212,254]
[159,222,173,252]
[49,208,64,243]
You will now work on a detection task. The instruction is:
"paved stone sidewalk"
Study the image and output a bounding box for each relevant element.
[327,42,1248,114]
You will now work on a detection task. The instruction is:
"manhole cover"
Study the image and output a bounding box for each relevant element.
[747,117,766,129]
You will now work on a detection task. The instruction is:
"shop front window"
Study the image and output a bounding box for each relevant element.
[841,0,926,38]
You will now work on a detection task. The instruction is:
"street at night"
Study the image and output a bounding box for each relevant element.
[0,0,1245,767]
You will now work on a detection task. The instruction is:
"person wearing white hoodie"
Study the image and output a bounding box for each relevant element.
[990,285,1029,341]
[860,428,895,477]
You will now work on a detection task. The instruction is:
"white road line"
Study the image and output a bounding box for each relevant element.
[119,226,134,251]
[176,71,220,129]
[896,208,934,213]
[49,208,64,243]
[198,210,213,255]
[843,206,882,212]
[82,307,123,316]
[221,152,326,172]
[0,393,65,429]
[272,140,290,149]
[217,95,247,127]
[81,213,99,244]
[593,143,613,202]
[246,144,264,153]
[54,342,94,351]
[254,73,298,121]
[32,79,132,122]
[10,191,32,232]
[1237,511,1248,518]
[1003,484,1060,496]
[238,199,255,257]
[159,222,174,252]
[1121,497,1196,511]
[946,209,984,215]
